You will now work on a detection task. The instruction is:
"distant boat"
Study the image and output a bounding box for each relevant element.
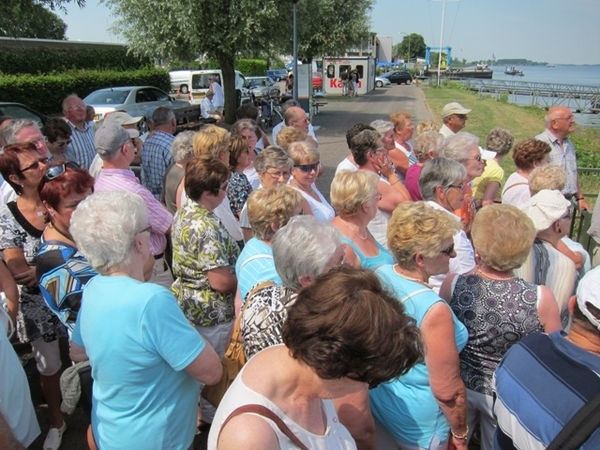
[546,64,555,68]
[505,66,524,76]
[439,62,493,80]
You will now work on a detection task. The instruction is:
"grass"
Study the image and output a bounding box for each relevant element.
[422,81,600,199]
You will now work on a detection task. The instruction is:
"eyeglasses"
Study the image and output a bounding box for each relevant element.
[54,139,72,148]
[446,182,464,191]
[20,157,49,172]
[43,161,80,182]
[554,116,574,121]
[294,162,320,173]
[137,225,152,235]
[560,207,574,221]
[468,154,482,162]
[440,243,455,256]
[454,114,467,119]
[66,105,86,111]
[27,136,48,147]
[265,169,291,180]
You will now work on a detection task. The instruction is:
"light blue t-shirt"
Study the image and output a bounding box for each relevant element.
[370,265,468,449]
[235,237,282,301]
[72,275,206,450]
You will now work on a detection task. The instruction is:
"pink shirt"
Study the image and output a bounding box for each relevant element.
[95,169,172,255]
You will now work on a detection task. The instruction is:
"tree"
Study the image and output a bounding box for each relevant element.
[106,0,291,123]
[393,33,425,62]
[0,0,84,39]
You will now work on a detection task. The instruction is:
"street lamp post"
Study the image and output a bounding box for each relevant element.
[292,0,299,99]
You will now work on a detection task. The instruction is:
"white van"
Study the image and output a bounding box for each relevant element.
[188,69,250,106]
[169,70,192,94]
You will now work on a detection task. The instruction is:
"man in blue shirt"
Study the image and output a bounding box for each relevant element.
[142,107,175,199]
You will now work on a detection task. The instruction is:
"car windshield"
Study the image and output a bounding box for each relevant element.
[85,90,130,105]
[246,79,264,88]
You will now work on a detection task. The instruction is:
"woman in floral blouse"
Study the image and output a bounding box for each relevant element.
[171,156,239,359]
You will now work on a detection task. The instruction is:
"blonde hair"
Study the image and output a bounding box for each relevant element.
[247,186,302,240]
[388,202,460,269]
[390,111,411,130]
[413,131,444,162]
[416,121,436,135]
[471,204,536,271]
[330,170,379,216]
[287,141,320,166]
[276,126,307,151]
[529,165,566,196]
[193,125,230,159]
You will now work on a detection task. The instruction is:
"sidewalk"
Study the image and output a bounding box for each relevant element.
[312,84,434,199]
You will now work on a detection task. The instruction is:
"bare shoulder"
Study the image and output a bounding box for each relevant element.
[217,413,280,450]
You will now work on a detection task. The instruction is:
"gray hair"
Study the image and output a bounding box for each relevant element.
[152,107,175,126]
[62,94,81,111]
[281,99,301,113]
[441,132,480,162]
[230,119,258,137]
[413,131,444,162]
[0,119,38,146]
[369,120,394,139]
[70,191,148,275]
[170,131,195,163]
[255,146,293,173]
[419,157,467,201]
[486,128,514,156]
[272,216,341,291]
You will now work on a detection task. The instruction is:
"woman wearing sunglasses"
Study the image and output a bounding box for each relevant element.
[369,201,470,450]
[36,162,96,333]
[42,118,73,164]
[439,204,561,450]
[0,142,68,450]
[287,141,335,222]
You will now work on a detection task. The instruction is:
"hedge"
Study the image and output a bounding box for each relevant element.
[169,58,268,76]
[0,68,170,115]
[0,47,152,75]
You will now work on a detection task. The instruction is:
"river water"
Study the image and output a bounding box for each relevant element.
[486,65,600,130]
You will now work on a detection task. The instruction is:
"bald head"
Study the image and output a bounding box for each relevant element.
[284,106,309,133]
[545,106,575,139]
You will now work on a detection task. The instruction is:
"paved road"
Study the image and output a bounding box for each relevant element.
[23,83,433,450]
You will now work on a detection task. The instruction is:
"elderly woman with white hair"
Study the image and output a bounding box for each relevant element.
[516,189,579,323]
[240,215,382,449]
[69,191,222,450]
[418,157,476,292]
[163,130,195,214]
[405,131,444,201]
[441,132,488,235]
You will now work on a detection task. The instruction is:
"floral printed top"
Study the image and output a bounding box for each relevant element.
[227,171,253,219]
[171,199,239,327]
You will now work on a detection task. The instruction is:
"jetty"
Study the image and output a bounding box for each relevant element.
[460,79,600,113]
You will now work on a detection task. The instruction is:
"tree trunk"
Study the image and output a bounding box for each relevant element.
[217,55,237,125]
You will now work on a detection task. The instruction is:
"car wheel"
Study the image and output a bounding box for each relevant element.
[376,80,383,88]
[180,85,189,94]
[406,79,412,85]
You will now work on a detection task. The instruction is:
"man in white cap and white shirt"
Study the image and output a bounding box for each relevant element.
[494,265,600,449]
[439,102,472,138]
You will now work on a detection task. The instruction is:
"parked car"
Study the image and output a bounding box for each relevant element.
[375,76,391,88]
[312,71,323,90]
[380,70,413,85]
[188,69,250,106]
[0,102,48,129]
[169,70,192,94]
[266,69,289,82]
[245,76,281,101]
[83,86,190,123]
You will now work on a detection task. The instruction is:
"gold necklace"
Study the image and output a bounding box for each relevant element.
[339,218,368,240]
[476,268,515,281]
[393,265,430,287]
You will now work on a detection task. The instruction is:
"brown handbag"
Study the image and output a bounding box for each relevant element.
[201,281,275,407]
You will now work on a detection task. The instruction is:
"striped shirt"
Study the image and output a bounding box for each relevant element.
[94,168,172,255]
[494,331,600,450]
[536,130,578,196]
[142,131,175,199]
[64,120,96,169]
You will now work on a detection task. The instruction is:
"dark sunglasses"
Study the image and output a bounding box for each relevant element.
[294,162,320,173]
[20,157,49,172]
[43,161,80,182]
[440,243,455,256]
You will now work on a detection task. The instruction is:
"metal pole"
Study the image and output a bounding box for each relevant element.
[293,0,299,100]
[437,0,446,86]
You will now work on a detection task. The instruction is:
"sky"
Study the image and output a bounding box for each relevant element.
[58,0,600,65]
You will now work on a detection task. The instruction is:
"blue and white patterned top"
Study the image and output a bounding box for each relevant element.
[64,120,96,169]
[142,131,175,199]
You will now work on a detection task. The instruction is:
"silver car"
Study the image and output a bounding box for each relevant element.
[83,86,190,122]
[375,76,391,88]
[245,76,281,101]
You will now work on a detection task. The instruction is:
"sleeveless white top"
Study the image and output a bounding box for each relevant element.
[208,356,356,450]
[292,184,336,223]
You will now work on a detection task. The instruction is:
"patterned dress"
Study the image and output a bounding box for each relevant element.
[450,273,543,395]
[227,171,252,219]
[0,202,66,343]
[171,199,239,328]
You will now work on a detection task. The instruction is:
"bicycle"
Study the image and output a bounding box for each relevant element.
[257,93,284,130]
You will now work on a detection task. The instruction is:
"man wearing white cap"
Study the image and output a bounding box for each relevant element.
[516,189,578,321]
[94,124,174,288]
[494,265,600,449]
[439,102,471,138]
[88,112,144,177]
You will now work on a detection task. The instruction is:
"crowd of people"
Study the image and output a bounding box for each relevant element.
[0,94,599,450]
